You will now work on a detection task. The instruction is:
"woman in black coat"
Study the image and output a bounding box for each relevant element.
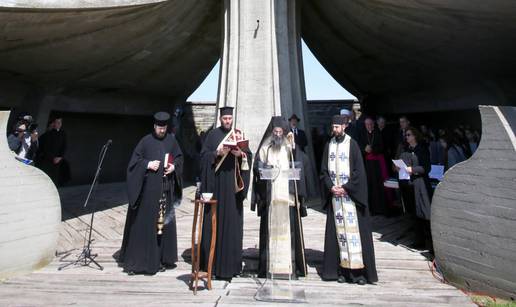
[397,127,433,250]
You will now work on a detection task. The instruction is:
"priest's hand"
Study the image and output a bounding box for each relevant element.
[365,145,372,153]
[217,146,230,156]
[147,160,160,172]
[231,147,242,157]
[331,186,346,196]
[164,163,175,175]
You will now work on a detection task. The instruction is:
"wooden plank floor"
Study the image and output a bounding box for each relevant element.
[0,182,473,306]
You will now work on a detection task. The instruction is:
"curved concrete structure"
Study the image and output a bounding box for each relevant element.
[1,0,165,9]
[301,0,516,112]
[432,106,516,300]
[0,111,61,280]
[0,0,221,99]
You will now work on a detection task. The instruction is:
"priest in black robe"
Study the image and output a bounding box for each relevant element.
[251,116,308,279]
[358,117,387,216]
[320,115,378,285]
[199,107,252,280]
[119,112,183,275]
[36,116,69,186]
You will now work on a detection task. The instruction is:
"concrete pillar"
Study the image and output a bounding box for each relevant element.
[217,0,319,197]
[0,111,61,280]
[217,0,309,151]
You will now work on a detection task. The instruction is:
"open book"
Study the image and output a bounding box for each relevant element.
[223,139,249,150]
[222,129,249,150]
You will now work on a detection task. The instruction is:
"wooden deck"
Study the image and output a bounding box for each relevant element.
[0,182,473,306]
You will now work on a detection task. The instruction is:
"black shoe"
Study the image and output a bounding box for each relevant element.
[127,271,135,276]
[356,277,367,285]
[160,263,177,272]
[337,276,346,283]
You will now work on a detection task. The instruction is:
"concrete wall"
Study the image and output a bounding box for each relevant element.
[432,105,516,300]
[0,111,61,280]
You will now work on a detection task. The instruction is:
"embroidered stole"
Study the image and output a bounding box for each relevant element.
[328,135,364,269]
[261,145,294,275]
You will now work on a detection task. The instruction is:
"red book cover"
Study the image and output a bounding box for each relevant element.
[164,153,174,166]
[223,139,249,151]
[223,129,249,150]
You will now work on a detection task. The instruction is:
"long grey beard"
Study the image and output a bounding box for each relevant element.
[271,135,286,150]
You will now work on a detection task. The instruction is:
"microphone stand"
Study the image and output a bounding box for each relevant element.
[58,140,112,271]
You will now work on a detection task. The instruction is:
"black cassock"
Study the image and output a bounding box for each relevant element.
[251,146,308,278]
[358,128,387,216]
[36,129,69,186]
[199,127,252,279]
[119,133,183,274]
[320,136,378,283]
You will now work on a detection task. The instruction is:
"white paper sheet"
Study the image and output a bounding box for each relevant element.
[392,159,410,180]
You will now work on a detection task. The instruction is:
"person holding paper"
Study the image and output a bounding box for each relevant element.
[119,111,183,275]
[396,127,433,250]
[320,114,377,285]
[199,106,252,280]
[251,116,308,279]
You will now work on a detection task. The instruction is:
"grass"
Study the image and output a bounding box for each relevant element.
[471,295,516,307]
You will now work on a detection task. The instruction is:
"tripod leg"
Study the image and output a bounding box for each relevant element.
[88,255,104,271]
[58,248,87,270]
[58,260,76,271]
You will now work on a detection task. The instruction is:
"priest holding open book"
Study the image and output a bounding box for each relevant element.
[119,111,183,275]
[199,106,252,281]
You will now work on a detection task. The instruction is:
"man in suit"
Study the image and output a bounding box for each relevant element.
[289,114,308,152]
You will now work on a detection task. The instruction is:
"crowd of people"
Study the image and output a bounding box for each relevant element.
[6,105,479,287]
[7,113,69,186]
[119,108,379,287]
[86,105,481,285]
[311,103,481,251]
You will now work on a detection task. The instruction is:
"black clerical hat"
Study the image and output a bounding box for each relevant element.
[154,111,170,126]
[219,106,234,116]
[271,116,289,134]
[332,115,347,125]
[288,114,301,122]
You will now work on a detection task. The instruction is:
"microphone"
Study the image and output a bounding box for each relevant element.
[105,139,113,146]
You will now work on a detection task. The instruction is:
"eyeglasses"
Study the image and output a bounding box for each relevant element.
[406,133,413,137]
